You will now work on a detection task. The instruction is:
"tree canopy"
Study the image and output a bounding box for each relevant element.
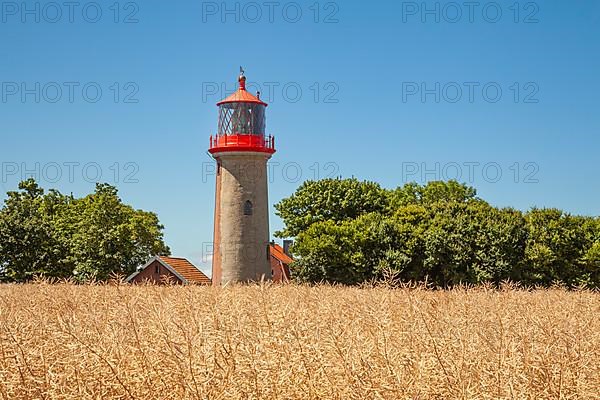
[276,178,600,287]
[275,178,388,238]
[0,179,170,282]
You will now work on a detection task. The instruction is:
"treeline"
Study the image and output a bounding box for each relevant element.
[275,179,600,287]
[0,179,170,282]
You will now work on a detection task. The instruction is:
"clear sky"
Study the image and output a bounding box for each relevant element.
[1,0,599,274]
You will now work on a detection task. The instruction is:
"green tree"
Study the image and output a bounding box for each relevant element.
[59,183,170,281]
[523,209,596,286]
[374,204,429,280]
[0,179,69,281]
[291,213,396,284]
[580,217,600,286]
[387,180,478,210]
[276,178,599,287]
[582,241,600,286]
[275,178,388,238]
[0,180,170,282]
[417,202,527,286]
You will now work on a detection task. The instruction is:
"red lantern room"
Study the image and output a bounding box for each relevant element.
[209,69,276,154]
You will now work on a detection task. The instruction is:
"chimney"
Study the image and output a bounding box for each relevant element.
[283,240,293,256]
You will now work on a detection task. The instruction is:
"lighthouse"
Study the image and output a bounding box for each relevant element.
[208,69,276,285]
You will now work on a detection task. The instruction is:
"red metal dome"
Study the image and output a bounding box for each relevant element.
[216,75,268,106]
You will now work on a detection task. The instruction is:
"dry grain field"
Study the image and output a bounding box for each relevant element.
[0,283,598,399]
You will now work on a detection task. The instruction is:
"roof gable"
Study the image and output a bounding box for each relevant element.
[125,256,187,283]
[126,256,211,285]
[270,243,293,265]
[159,256,212,285]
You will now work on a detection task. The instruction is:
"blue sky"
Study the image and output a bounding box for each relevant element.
[1,0,599,274]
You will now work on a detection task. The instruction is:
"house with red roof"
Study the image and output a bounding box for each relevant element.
[127,241,292,285]
[270,242,293,283]
[126,256,211,285]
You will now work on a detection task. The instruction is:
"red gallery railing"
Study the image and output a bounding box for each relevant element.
[209,134,276,154]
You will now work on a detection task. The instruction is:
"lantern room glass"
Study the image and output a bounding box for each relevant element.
[218,102,266,136]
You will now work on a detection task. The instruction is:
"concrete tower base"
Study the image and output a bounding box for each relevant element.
[212,151,273,285]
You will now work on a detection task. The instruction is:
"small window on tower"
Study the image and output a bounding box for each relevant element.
[244,200,253,216]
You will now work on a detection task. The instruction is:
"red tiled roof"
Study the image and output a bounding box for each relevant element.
[270,243,293,265]
[159,256,211,285]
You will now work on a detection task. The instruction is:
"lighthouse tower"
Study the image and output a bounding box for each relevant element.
[209,69,276,285]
